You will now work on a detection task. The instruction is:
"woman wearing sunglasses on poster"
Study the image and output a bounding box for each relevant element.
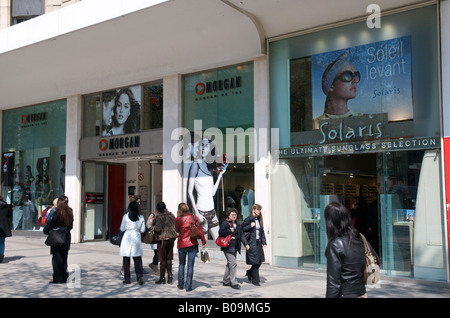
[313,50,363,129]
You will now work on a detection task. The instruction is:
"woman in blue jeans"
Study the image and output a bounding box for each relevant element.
[175,203,206,291]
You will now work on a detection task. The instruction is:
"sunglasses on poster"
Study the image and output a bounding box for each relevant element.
[336,71,360,83]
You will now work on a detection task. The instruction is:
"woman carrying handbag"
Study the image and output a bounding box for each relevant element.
[218,208,241,289]
[43,195,73,284]
[119,201,146,285]
[175,203,206,292]
[152,201,178,284]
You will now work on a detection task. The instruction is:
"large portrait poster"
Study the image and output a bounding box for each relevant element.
[102,85,141,137]
[311,36,413,128]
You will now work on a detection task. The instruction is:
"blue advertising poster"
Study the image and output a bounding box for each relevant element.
[311,36,413,128]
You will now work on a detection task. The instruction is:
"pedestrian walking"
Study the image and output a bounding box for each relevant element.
[175,202,206,291]
[218,208,241,289]
[146,209,159,275]
[324,201,376,298]
[241,203,266,286]
[152,201,177,284]
[43,195,73,284]
[119,201,146,285]
[0,195,12,263]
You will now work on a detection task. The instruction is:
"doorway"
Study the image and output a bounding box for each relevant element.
[107,164,125,238]
[300,150,430,278]
[82,162,125,241]
[82,159,162,242]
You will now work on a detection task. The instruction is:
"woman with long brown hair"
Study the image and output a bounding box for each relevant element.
[43,195,74,284]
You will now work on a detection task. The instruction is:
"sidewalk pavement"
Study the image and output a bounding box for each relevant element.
[1,234,450,300]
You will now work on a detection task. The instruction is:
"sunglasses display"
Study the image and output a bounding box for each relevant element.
[337,71,360,83]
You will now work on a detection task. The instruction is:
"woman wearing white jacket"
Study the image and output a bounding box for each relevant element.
[119,201,146,285]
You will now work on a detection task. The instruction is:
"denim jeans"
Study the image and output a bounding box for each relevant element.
[178,245,198,290]
[0,237,5,255]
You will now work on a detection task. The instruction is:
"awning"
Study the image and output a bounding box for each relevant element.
[0,0,425,109]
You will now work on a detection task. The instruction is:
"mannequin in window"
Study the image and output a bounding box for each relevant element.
[187,137,227,241]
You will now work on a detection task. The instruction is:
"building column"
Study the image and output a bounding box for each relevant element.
[441,0,450,280]
[254,55,272,263]
[162,74,183,214]
[65,95,82,243]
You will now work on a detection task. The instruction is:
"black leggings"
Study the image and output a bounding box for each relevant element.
[52,250,69,283]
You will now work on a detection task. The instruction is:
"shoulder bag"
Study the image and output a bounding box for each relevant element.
[110,230,125,246]
[216,222,233,248]
[143,226,156,244]
[361,234,380,285]
[189,214,202,239]
[45,227,67,247]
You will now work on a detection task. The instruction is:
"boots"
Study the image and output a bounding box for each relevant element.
[167,260,173,284]
[0,254,3,263]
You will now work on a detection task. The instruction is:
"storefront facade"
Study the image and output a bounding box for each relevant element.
[79,81,164,241]
[2,100,67,231]
[269,4,447,281]
[1,0,450,285]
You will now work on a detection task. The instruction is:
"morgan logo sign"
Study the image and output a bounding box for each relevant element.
[195,76,242,95]
[98,136,140,151]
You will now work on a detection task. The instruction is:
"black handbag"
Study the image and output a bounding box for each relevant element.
[45,227,67,247]
[110,230,125,246]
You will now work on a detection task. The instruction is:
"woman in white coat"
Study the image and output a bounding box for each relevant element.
[119,201,146,285]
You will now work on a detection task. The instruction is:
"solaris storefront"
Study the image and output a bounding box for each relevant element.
[269,4,447,282]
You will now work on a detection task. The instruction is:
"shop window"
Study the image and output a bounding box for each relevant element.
[183,64,254,238]
[2,101,67,231]
[83,94,101,137]
[290,57,312,132]
[143,83,163,130]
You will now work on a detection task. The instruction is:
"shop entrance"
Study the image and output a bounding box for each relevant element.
[81,162,125,241]
[299,149,440,278]
[107,164,125,238]
[81,159,162,242]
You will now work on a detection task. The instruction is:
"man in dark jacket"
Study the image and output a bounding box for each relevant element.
[0,196,13,263]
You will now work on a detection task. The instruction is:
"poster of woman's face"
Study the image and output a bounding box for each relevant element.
[310,36,413,124]
[102,86,141,136]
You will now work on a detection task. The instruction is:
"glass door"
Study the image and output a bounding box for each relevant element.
[379,150,426,278]
[82,162,106,241]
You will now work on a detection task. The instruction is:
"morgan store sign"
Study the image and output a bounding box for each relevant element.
[79,130,162,160]
[98,135,140,157]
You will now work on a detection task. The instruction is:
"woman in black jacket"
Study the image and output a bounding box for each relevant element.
[43,195,73,284]
[324,201,371,298]
[218,208,241,289]
[0,196,12,263]
[241,204,266,286]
